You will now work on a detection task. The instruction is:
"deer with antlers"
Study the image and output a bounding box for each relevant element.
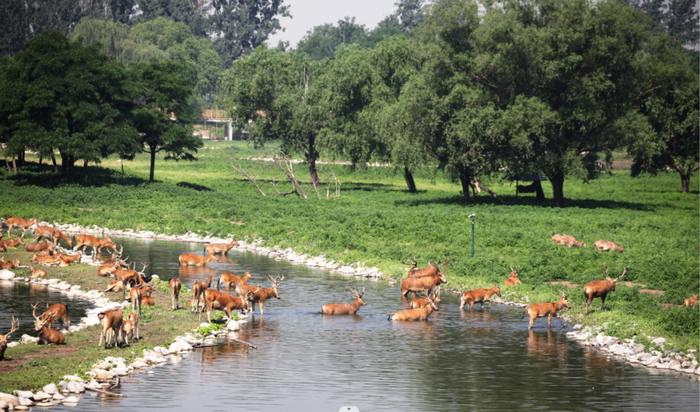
[583,267,627,315]
[4,216,37,239]
[98,308,124,348]
[169,277,182,310]
[460,285,501,311]
[389,297,439,321]
[404,258,447,279]
[32,303,69,329]
[205,239,238,256]
[400,271,447,298]
[0,317,19,360]
[31,304,66,345]
[527,294,570,329]
[409,287,441,309]
[96,246,127,276]
[322,288,366,315]
[202,288,257,322]
[179,252,218,267]
[191,275,213,313]
[216,271,252,290]
[236,275,284,316]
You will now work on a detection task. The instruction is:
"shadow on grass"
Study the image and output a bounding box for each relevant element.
[395,194,655,211]
[176,181,214,192]
[2,162,148,188]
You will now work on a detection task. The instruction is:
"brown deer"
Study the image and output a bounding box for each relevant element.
[404,258,445,279]
[73,234,102,255]
[0,257,21,270]
[4,216,37,239]
[583,267,627,314]
[33,225,56,243]
[460,285,501,311]
[122,311,140,345]
[0,317,18,360]
[683,294,698,308]
[409,287,441,309]
[593,240,624,252]
[169,277,182,310]
[202,288,255,322]
[32,253,65,267]
[504,268,521,286]
[32,303,70,329]
[58,251,82,265]
[179,253,217,267]
[191,275,213,312]
[98,308,124,348]
[236,275,284,316]
[217,271,252,290]
[400,272,447,298]
[26,240,54,253]
[97,247,128,276]
[551,233,586,248]
[526,294,569,329]
[141,295,155,306]
[389,297,439,321]
[129,285,143,316]
[204,239,238,256]
[32,304,65,345]
[0,238,22,251]
[30,266,47,278]
[322,288,366,315]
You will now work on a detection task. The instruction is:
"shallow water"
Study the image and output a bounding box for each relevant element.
[27,237,700,411]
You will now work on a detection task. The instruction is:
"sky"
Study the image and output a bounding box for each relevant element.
[266,0,397,48]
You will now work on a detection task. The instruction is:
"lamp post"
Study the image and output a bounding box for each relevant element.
[469,213,476,257]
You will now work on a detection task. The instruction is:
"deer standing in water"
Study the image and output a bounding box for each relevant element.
[389,297,439,321]
[204,239,238,256]
[526,295,569,329]
[322,288,366,315]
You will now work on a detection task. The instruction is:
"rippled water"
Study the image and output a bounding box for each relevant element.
[27,237,700,411]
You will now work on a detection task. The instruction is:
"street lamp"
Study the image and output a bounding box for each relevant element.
[469,213,476,257]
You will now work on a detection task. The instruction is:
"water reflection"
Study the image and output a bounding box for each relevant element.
[527,329,567,363]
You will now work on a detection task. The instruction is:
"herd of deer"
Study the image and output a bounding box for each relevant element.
[0,216,698,357]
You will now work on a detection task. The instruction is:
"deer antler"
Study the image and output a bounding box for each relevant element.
[2,316,19,339]
[31,303,40,320]
[616,267,628,281]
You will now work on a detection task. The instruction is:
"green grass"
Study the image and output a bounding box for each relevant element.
[0,250,202,393]
[2,140,698,352]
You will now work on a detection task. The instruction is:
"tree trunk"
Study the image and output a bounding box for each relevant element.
[549,171,565,207]
[458,168,472,203]
[404,167,417,193]
[680,172,690,193]
[83,159,88,168]
[60,152,74,175]
[305,132,320,188]
[51,152,57,172]
[149,145,157,182]
[534,179,545,201]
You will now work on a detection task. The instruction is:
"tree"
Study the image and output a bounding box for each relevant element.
[297,17,369,60]
[131,60,202,182]
[0,32,138,173]
[624,0,699,47]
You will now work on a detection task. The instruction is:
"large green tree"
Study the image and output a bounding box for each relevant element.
[297,17,369,60]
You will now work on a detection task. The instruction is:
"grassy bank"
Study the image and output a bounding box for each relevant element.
[2,140,698,352]
[0,249,202,393]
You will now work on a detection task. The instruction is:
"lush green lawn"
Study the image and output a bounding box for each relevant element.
[2,140,698,351]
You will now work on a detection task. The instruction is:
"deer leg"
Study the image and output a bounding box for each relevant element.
[547,315,552,328]
[259,301,264,316]
[601,295,607,311]
[528,316,534,329]
[98,329,105,347]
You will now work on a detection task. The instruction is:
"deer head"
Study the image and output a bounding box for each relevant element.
[31,303,48,331]
[0,317,19,345]
[266,274,284,299]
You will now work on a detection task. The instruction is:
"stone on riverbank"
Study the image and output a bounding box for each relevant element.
[0,270,15,280]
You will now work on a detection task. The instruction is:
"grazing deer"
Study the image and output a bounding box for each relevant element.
[122,311,140,345]
[169,277,182,310]
[322,288,366,315]
[389,297,439,321]
[409,287,441,309]
[98,308,124,348]
[236,275,284,316]
[205,239,238,256]
[0,317,18,360]
[32,303,69,329]
[551,233,587,248]
[191,275,213,312]
[32,304,65,345]
[30,266,47,278]
[26,240,54,253]
[593,240,624,253]
[400,272,447,298]
[202,288,255,322]
[217,271,252,290]
[504,268,521,286]
[683,294,698,308]
[460,285,501,311]
[4,216,37,239]
[584,267,627,314]
[179,253,217,267]
[527,294,569,329]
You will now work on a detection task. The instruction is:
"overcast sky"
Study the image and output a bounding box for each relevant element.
[266,0,397,48]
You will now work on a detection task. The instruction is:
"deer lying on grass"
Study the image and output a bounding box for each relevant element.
[26,240,54,253]
[409,288,441,309]
[97,246,127,276]
[389,297,439,321]
[683,294,698,308]
[400,272,446,298]
[504,268,521,286]
[584,267,627,314]
[202,288,256,322]
[32,252,66,267]
[205,239,238,256]
[4,216,37,239]
[191,275,213,312]
[217,271,252,290]
[141,295,155,306]
[236,275,284,316]
[593,240,624,252]
[58,251,82,265]
[98,308,124,348]
[169,277,182,310]
[460,285,501,311]
[0,238,22,251]
[526,294,569,329]
[122,311,140,345]
[0,257,21,270]
[551,233,586,248]
[32,304,65,345]
[0,317,18,360]
[322,288,365,315]
[179,253,217,267]
[30,266,47,278]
